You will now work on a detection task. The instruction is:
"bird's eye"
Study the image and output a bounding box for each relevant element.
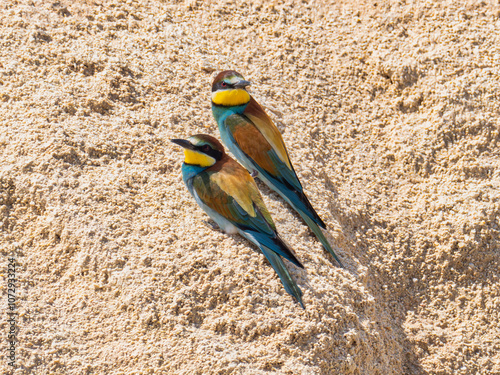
[221,81,227,87]
[201,145,210,152]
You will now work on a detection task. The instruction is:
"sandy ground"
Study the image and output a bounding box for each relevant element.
[0,0,499,374]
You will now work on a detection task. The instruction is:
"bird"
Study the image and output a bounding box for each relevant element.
[171,134,305,308]
[211,70,343,267]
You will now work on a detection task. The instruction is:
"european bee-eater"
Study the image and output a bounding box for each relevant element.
[211,70,343,267]
[171,134,305,307]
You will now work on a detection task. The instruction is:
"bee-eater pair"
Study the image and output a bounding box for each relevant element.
[171,70,343,308]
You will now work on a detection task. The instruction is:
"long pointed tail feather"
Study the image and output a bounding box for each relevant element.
[296,190,326,229]
[260,246,305,308]
[300,212,344,268]
[254,171,344,267]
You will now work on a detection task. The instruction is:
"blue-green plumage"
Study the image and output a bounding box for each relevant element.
[172,135,305,308]
[211,70,344,267]
[181,163,206,184]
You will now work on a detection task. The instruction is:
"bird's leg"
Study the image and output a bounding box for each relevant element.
[251,170,259,178]
[202,219,222,232]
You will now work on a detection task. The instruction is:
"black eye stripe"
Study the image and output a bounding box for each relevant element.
[195,144,223,161]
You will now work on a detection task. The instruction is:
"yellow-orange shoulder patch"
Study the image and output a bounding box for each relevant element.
[212,163,257,217]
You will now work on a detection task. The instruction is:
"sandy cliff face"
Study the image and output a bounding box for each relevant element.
[0,1,499,374]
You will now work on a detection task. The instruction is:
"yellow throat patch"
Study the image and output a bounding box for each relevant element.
[212,89,250,106]
[184,149,216,167]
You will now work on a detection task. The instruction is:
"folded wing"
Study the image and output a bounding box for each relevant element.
[191,160,303,269]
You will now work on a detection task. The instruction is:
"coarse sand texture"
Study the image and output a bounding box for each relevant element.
[0,1,499,374]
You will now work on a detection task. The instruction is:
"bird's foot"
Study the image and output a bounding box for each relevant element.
[203,220,222,232]
[251,170,258,178]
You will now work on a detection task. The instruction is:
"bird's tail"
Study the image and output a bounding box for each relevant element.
[300,212,344,268]
[260,246,305,309]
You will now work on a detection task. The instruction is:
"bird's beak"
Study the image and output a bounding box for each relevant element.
[171,139,195,150]
[234,79,252,89]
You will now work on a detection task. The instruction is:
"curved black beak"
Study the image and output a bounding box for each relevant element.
[234,79,251,89]
[171,139,195,150]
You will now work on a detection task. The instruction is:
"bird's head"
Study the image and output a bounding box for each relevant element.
[171,134,225,167]
[211,70,252,107]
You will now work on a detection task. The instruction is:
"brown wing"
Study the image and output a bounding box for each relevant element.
[192,155,276,230]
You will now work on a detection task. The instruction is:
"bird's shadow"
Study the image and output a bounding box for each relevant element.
[244,168,428,372]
